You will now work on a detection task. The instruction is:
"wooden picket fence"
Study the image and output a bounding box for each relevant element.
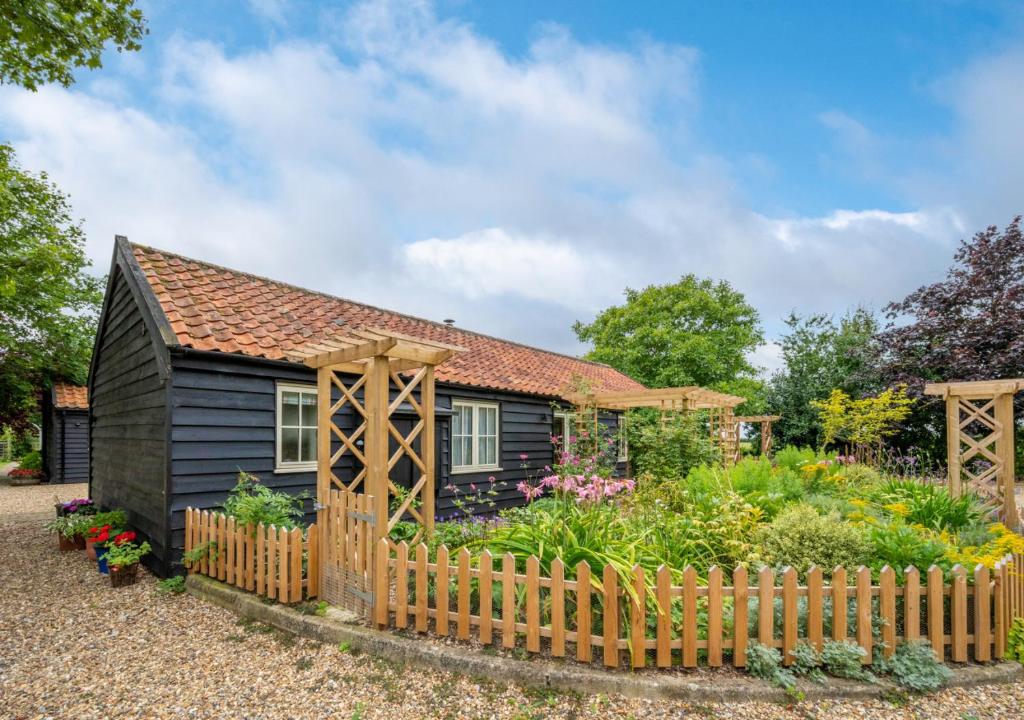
[184,508,319,603]
[370,541,1024,668]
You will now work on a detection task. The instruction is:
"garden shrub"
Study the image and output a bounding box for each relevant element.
[944,522,1024,570]
[876,640,952,692]
[863,519,948,574]
[222,471,305,529]
[626,409,718,482]
[1006,617,1024,664]
[755,504,871,577]
[774,446,821,473]
[820,640,874,681]
[18,449,41,470]
[746,641,796,690]
[867,478,990,532]
[835,463,882,489]
[789,642,825,683]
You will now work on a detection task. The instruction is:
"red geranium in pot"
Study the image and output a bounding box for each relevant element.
[85,524,112,561]
[105,533,150,588]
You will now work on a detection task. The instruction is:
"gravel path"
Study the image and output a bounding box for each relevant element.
[2,483,1023,719]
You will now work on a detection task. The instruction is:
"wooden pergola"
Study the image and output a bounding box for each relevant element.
[564,387,746,467]
[733,415,782,456]
[924,379,1023,528]
[287,328,463,545]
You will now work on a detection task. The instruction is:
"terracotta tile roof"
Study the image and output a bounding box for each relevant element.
[130,244,644,398]
[53,383,89,410]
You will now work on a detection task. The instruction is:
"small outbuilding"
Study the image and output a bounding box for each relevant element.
[42,383,90,484]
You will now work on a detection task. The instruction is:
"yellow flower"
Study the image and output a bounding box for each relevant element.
[883,502,910,517]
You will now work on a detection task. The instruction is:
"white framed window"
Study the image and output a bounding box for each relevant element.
[452,400,500,473]
[275,383,318,472]
[617,414,628,462]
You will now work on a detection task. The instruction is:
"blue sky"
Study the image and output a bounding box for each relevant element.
[2,0,1023,372]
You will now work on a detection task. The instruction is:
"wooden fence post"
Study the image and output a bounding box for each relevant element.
[879,566,896,658]
[950,564,968,662]
[974,564,991,662]
[781,567,797,666]
[551,558,566,658]
[707,566,723,667]
[656,565,672,668]
[733,566,748,667]
[683,566,698,667]
[806,566,823,653]
[758,566,773,648]
[576,561,592,663]
[479,550,493,645]
[927,565,944,658]
[602,564,619,668]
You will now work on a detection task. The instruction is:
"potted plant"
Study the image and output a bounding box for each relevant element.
[84,511,127,561]
[104,532,151,588]
[89,525,122,574]
[45,514,92,551]
[54,497,95,518]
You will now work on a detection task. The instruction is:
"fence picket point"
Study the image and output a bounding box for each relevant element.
[656,565,672,668]
[880,566,896,659]
[436,545,450,637]
[603,564,619,668]
[806,566,823,652]
[479,550,493,645]
[631,564,646,669]
[927,565,944,658]
[856,566,872,664]
[832,567,847,642]
[904,566,920,644]
[551,558,566,658]
[576,561,592,663]
[758,566,773,648]
[458,548,472,641]
[395,541,409,629]
[974,564,991,662]
[781,567,797,666]
[683,566,698,668]
[733,566,748,667]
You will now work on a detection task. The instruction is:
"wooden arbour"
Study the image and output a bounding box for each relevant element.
[565,387,746,468]
[732,415,782,457]
[287,328,462,547]
[924,379,1023,528]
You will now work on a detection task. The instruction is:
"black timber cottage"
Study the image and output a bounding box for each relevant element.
[88,237,642,575]
[42,383,90,484]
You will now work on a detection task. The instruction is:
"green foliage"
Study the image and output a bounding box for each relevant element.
[755,505,871,578]
[625,408,719,482]
[820,640,874,681]
[811,386,914,451]
[0,145,103,429]
[88,509,126,529]
[789,642,826,683]
[861,520,948,575]
[1006,617,1024,664]
[222,472,305,529]
[157,576,186,595]
[103,539,150,567]
[0,0,147,91]
[17,449,41,470]
[835,463,883,488]
[45,512,91,538]
[876,640,952,693]
[866,479,989,532]
[773,446,822,473]
[767,309,879,448]
[183,541,219,567]
[745,641,796,690]
[573,275,763,389]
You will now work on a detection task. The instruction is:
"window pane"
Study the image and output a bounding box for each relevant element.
[482,407,496,435]
[301,428,317,462]
[453,436,463,467]
[478,435,496,466]
[281,427,300,463]
[281,391,300,426]
[463,438,473,466]
[300,394,317,426]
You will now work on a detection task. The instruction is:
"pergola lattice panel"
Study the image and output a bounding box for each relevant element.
[925,379,1023,529]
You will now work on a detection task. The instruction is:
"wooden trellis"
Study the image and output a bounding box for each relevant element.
[565,387,746,469]
[925,379,1023,528]
[733,415,782,456]
[287,329,461,606]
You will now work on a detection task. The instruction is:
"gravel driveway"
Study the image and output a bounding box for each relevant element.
[2,483,1023,719]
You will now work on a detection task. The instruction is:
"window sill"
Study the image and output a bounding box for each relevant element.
[450,466,503,476]
[274,464,317,474]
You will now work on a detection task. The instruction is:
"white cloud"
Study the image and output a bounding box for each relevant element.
[0,0,1011,358]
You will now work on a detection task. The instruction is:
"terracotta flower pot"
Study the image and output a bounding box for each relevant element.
[85,537,98,561]
[58,535,77,552]
[109,563,139,588]
[73,535,87,550]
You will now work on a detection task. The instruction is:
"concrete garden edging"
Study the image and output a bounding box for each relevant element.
[186,574,1023,703]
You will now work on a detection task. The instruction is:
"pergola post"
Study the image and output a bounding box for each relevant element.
[925,379,1023,529]
[367,355,391,544]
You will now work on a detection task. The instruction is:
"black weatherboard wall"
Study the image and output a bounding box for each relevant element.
[88,244,174,574]
[41,393,90,484]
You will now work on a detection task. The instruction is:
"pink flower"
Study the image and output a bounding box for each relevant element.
[519,453,529,460]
